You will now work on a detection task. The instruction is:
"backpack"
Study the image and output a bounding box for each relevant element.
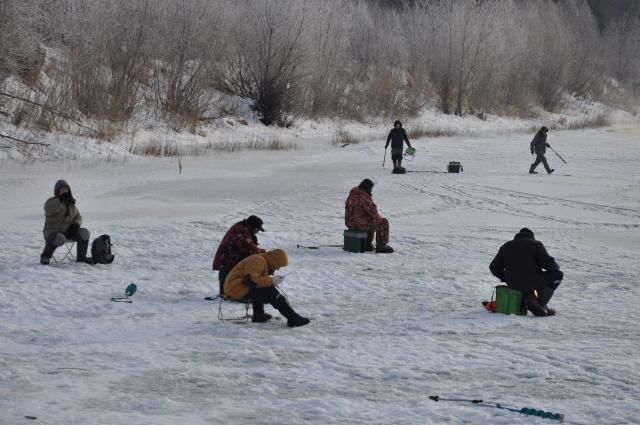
[91,234,115,264]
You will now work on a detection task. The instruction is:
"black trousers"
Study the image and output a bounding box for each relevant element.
[539,270,563,290]
[247,286,287,309]
[45,226,90,259]
[530,154,551,173]
[218,270,229,296]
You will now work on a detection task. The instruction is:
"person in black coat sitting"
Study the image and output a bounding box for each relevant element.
[489,228,563,316]
[385,120,412,174]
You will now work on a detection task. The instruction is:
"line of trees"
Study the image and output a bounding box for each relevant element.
[1,0,639,129]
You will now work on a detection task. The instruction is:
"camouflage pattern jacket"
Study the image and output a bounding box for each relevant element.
[345,187,381,230]
[213,220,262,272]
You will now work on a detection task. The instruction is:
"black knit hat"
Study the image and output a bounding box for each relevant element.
[519,227,535,238]
[246,215,265,232]
[541,126,549,133]
[358,178,374,192]
[394,120,402,127]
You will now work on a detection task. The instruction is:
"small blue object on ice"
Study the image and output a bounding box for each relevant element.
[111,283,137,303]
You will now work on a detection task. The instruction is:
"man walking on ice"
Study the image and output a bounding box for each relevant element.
[529,126,554,174]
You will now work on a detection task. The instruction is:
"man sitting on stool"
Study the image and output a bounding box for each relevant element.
[224,249,310,327]
[489,228,563,316]
[345,179,393,253]
[40,180,91,264]
[213,215,266,297]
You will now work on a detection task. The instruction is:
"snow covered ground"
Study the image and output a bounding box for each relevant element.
[1,124,640,424]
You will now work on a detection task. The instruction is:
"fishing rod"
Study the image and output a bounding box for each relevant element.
[429,395,564,422]
[296,244,343,250]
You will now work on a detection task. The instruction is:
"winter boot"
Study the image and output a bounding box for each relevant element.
[40,245,56,265]
[277,303,310,328]
[524,292,547,317]
[251,302,273,323]
[375,244,394,254]
[537,286,556,316]
[76,240,93,264]
[529,170,538,174]
[364,233,374,252]
[548,169,555,175]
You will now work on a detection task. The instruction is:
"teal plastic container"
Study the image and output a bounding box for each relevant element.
[343,230,368,253]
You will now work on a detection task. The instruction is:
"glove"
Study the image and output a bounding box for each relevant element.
[531,150,534,155]
[59,192,76,205]
[271,275,285,286]
[67,222,80,235]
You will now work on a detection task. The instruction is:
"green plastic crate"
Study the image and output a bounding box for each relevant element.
[495,285,527,315]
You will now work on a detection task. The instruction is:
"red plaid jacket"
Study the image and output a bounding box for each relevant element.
[213,221,262,272]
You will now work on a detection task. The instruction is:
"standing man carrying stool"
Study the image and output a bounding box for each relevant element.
[213,215,266,297]
[40,180,92,265]
[385,120,412,174]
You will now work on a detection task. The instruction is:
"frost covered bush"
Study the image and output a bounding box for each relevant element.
[2,0,638,128]
[0,0,43,82]
[216,0,307,126]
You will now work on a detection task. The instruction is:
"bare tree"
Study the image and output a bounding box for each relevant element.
[0,0,43,82]
[603,14,640,84]
[152,0,223,128]
[218,0,308,126]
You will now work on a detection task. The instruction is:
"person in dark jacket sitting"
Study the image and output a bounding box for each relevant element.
[213,215,266,296]
[385,120,412,174]
[40,180,91,264]
[529,126,554,174]
[489,228,563,316]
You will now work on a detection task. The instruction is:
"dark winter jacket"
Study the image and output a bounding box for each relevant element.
[43,180,82,240]
[489,230,559,292]
[213,220,263,272]
[43,197,82,240]
[385,128,411,152]
[530,132,549,155]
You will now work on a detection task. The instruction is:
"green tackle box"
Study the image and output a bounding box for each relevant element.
[495,285,527,315]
